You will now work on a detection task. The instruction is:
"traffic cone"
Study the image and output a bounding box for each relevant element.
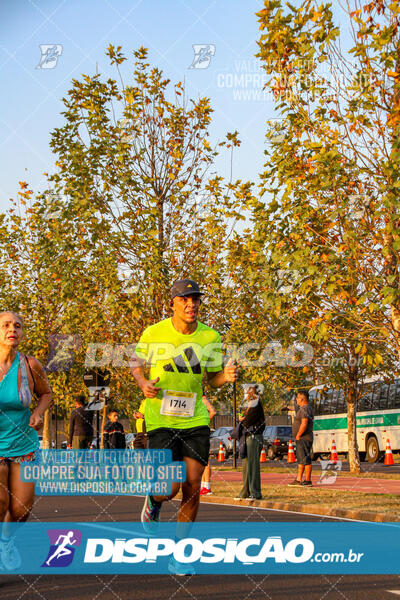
[330,438,338,463]
[260,447,267,463]
[287,440,296,463]
[384,438,394,466]
[218,441,225,462]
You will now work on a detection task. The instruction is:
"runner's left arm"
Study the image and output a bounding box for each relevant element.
[131,331,161,398]
[28,358,53,430]
[207,358,237,388]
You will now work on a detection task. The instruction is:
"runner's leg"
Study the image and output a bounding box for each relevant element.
[201,463,211,487]
[152,482,180,504]
[0,463,33,568]
[178,456,205,522]
[0,464,10,522]
[6,462,35,522]
[149,428,181,504]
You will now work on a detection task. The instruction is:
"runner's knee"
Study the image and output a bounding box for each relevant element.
[8,507,31,522]
[154,482,180,502]
[8,500,32,522]
[181,479,201,501]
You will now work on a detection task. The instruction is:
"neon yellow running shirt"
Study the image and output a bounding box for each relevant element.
[135,318,222,431]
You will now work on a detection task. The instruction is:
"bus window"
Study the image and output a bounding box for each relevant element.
[309,389,317,413]
[370,383,381,410]
[388,382,397,408]
[377,384,389,409]
[330,390,338,412]
[393,380,400,408]
[337,390,345,413]
[320,390,330,414]
[358,382,375,411]
[314,389,326,415]
[324,389,338,413]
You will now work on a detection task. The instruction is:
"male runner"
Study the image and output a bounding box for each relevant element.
[132,279,237,532]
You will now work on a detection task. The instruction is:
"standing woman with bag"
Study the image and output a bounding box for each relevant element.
[0,311,52,568]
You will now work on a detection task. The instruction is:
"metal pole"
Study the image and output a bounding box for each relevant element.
[96,390,100,449]
[232,379,237,469]
[100,391,107,449]
[55,403,58,449]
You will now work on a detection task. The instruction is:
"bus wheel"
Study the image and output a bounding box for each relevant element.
[366,436,380,463]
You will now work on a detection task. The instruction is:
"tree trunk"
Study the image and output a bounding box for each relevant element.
[100,402,107,449]
[347,363,361,473]
[388,47,400,366]
[42,408,52,449]
[391,304,400,365]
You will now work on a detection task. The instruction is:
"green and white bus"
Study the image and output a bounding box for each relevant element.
[309,378,400,462]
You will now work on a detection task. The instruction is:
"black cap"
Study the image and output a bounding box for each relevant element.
[170,279,204,300]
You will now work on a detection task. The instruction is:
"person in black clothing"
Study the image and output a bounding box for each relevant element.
[103,409,125,449]
[236,384,265,500]
[288,390,314,486]
[68,395,93,449]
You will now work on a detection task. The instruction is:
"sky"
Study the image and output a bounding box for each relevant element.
[0,0,349,214]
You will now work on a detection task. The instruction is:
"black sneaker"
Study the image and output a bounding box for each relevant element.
[302,480,312,486]
[288,479,303,486]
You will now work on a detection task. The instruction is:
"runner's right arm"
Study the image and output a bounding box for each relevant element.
[131,364,161,398]
[201,396,216,419]
[131,332,161,397]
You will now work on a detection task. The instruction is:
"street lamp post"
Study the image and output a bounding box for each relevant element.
[232,379,237,469]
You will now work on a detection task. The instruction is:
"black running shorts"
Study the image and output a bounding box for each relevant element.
[147,426,210,466]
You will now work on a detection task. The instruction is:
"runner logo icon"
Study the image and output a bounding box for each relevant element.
[36,45,63,69]
[42,529,82,567]
[188,44,216,69]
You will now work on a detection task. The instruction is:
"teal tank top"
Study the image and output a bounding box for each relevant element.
[0,353,39,456]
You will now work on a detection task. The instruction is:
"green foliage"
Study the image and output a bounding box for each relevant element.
[256,0,400,471]
[1,47,254,423]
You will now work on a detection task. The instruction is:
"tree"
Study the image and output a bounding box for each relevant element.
[256,0,400,471]
[1,46,253,434]
[0,181,125,444]
[49,46,247,321]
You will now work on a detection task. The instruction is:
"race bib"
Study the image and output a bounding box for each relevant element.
[160,390,197,417]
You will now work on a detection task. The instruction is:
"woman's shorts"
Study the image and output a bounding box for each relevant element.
[0,451,36,466]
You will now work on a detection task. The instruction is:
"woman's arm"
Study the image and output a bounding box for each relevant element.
[27,357,53,430]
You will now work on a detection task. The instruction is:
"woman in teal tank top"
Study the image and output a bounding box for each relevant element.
[0,311,52,569]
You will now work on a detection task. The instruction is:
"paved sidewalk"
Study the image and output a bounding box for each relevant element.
[213,469,400,494]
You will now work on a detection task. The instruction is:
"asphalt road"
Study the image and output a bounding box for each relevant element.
[0,496,399,600]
